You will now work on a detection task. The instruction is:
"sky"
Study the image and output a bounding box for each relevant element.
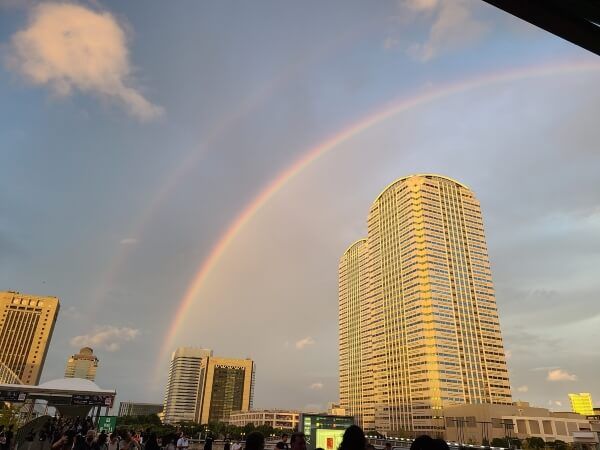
[0,0,599,414]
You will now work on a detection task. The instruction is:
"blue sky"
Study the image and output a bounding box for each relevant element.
[1,0,599,412]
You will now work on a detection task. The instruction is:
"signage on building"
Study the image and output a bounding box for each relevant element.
[0,390,27,402]
[98,416,117,433]
[586,415,600,421]
[71,394,113,406]
[300,414,355,450]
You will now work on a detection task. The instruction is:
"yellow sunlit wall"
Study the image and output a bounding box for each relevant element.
[569,393,594,416]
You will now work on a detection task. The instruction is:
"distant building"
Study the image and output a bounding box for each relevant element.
[196,356,254,424]
[119,401,163,417]
[228,409,299,430]
[443,402,599,445]
[163,347,213,424]
[0,291,60,385]
[65,347,99,381]
[339,175,512,434]
[569,393,595,416]
[162,348,254,424]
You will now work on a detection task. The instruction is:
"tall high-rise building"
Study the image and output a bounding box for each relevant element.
[0,291,60,385]
[64,347,99,381]
[163,348,255,424]
[569,393,594,416]
[118,401,163,417]
[339,174,512,435]
[163,347,213,424]
[196,356,254,424]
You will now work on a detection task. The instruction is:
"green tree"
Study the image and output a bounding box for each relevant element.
[491,437,509,448]
[0,403,20,428]
[525,437,545,449]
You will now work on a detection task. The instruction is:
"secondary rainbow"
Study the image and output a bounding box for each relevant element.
[156,59,600,376]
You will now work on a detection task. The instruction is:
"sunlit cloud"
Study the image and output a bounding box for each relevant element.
[70,325,140,352]
[547,368,577,382]
[516,385,529,393]
[309,382,324,390]
[295,336,315,350]
[6,2,163,120]
[120,237,138,245]
[404,0,488,61]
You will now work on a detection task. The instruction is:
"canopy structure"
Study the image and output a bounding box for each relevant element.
[0,377,116,419]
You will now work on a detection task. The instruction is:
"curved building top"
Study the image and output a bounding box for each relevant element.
[373,174,471,204]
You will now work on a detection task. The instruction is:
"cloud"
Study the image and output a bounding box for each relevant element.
[6,2,163,120]
[547,368,577,382]
[70,325,140,352]
[516,385,529,393]
[120,237,138,245]
[405,0,488,61]
[295,336,315,350]
[505,349,512,360]
[309,382,324,390]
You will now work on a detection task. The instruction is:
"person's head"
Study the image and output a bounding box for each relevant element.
[338,426,365,450]
[245,432,265,450]
[179,432,185,439]
[385,444,392,450]
[110,433,118,443]
[290,433,306,450]
[86,430,96,442]
[281,434,289,443]
[98,434,107,446]
[148,433,158,443]
[431,439,449,450]
[121,430,132,442]
[410,436,433,450]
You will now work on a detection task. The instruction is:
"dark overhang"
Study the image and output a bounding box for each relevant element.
[482,0,600,56]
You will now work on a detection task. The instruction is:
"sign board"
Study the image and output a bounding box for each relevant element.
[0,390,27,402]
[98,416,117,433]
[71,394,113,407]
[299,414,355,450]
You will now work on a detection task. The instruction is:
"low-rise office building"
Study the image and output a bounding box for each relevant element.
[443,402,598,445]
[228,410,299,430]
[118,401,163,417]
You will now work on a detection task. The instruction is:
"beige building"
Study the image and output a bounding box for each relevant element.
[163,348,254,424]
[569,393,595,416]
[65,347,99,381]
[228,409,299,430]
[339,175,512,435]
[443,402,599,445]
[196,356,254,424]
[0,291,60,385]
[163,347,213,423]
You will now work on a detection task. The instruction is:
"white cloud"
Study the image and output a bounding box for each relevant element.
[309,382,324,390]
[70,325,140,352]
[295,336,315,350]
[547,368,577,382]
[6,2,163,120]
[405,0,488,61]
[516,385,529,393]
[120,237,138,245]
[505,349,512,360]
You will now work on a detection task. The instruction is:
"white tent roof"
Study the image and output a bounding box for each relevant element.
[38,378,103,392]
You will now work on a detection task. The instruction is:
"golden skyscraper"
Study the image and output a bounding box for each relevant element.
[65,347,99,381]
[0,291,60,385]
[569,393,594,416]
[339,175,512,435]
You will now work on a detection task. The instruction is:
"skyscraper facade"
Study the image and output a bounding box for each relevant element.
[196,356,254,424]
[163,348,254,424]
[64,347,99,381]
[163,347,213,423]
[569,393,594,416]
[339,174,512,435]
[0,291,60,385]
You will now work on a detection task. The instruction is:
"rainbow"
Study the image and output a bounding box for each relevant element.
[155,59,600,376]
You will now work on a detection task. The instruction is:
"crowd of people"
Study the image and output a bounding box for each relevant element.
[14,417,448,450]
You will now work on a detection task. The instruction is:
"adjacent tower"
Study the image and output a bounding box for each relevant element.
[65,347,99,381]
[339,174,512,435]
[163,347,213,423]
[0,291,60,385]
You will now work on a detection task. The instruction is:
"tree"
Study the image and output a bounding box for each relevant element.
[0,403,20,428]
[491,438,509,448]
[525,437,545,449]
